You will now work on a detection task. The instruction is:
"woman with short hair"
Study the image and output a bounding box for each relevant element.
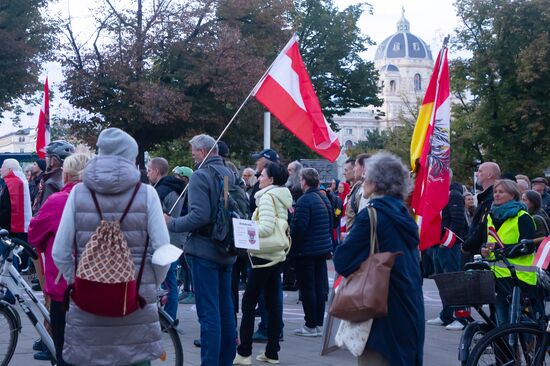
[333,152,424,366]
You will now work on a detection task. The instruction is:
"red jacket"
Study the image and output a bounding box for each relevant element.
[28,182,78,301]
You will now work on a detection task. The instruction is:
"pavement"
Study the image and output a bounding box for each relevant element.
[8,263,465,366]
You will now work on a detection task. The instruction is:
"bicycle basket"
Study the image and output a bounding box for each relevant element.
[432,270,496,307]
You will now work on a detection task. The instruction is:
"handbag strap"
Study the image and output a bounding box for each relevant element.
[367,206,378,255]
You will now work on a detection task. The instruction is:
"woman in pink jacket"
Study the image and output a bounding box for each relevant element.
[28,152,90,366]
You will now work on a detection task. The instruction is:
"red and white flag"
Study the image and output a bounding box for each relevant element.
[533,237,550,270]
[487,226,505,249]
[253,34,341,162]
[36,77,50,159]
[440,228,462,249]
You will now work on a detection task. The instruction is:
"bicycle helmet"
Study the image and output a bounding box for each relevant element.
[536,267,550,291]
[45,140,75,162]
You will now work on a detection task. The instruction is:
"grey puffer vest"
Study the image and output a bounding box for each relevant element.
[63,156,162,366]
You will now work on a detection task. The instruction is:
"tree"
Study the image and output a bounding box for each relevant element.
[0,0,56,116]
[452,0,550,177]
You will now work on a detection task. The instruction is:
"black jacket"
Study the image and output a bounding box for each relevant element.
[290,188,333,257]
[441,183,469,240]
[462,186,493,253]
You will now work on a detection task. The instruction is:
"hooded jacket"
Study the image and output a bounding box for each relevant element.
[154,175,185,246]
[441,183,469,240]
[52,156,171,366]
[250,185,293,265]
[333,195,424,366]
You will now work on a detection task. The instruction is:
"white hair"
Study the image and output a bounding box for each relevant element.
[189,134,218,155]
[2,159,22,172]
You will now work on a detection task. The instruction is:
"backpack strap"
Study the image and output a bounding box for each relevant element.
[135,234,149,309]
[89,183,141,223]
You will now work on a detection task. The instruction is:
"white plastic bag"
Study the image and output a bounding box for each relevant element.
[335,318,373,357]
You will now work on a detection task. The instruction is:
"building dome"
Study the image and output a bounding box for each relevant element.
[374,9,433,62]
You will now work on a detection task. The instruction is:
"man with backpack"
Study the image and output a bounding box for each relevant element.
[165,134,238,366]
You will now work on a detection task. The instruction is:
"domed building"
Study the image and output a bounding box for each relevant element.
[375,9,434,125]
[334,9,434,150]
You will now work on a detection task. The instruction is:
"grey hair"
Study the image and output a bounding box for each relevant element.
[189,134,218,155]
[363,152,410,200]
[494,179,521,201]
[286,161,303,189]
[2,159,22,172]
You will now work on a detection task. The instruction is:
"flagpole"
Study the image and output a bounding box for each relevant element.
[167,33,299,215]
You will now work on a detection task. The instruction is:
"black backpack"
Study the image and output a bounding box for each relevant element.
[208,166,250,255]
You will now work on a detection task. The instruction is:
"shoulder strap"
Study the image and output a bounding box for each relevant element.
[314,191,332,218]
[367,206,378,255]
[534,214,550,234]
[134,234,149,308]
[89,183,141,223]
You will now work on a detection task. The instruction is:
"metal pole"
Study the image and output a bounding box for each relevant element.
[263,112,271,149]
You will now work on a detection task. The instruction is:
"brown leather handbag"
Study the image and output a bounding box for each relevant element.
[329,206,402,322]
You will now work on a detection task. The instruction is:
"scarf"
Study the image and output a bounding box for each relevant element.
[491,200,527,222]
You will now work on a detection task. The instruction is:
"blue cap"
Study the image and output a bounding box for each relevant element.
[251,148,279,163]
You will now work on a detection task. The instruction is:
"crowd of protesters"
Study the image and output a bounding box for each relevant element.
[1,125,550,365]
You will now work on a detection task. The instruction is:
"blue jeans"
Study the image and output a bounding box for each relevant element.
[162,261,179,321]
[187,255,236,366]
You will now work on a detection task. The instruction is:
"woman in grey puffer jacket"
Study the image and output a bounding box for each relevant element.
[53,128,171,366]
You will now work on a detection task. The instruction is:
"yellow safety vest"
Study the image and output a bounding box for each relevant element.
[487,210,537,285]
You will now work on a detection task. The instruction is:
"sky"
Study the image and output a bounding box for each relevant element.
[0,0,461,137]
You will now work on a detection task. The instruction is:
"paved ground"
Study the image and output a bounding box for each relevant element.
[7,263,465,365]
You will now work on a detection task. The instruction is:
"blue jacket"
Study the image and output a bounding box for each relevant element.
[333,196,424,366]
[290,187,333,257]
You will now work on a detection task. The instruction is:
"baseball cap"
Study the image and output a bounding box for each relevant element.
[251,148,279,163]
[531,177,548,185]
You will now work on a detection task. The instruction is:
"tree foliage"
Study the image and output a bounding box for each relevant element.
[0,0,56,116]
[59,0,381,165]
[451,0,550,177]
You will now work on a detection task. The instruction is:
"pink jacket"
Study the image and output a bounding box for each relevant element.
[28,182,77,302]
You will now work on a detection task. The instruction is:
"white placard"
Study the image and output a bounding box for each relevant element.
[232,218,260,250]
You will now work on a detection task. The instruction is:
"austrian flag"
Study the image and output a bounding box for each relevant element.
[253,34,341,162]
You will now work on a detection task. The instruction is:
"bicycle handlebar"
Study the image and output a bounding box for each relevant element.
[0,234,38,261]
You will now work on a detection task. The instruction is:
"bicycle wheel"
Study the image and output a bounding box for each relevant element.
[467,322,550,366]
[0,305,18,366]
[152,311,183,366]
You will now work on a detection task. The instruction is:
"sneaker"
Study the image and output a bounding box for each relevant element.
[256,352,280,364]
[294,326,320,337]
[445,320,465,331]
[252,330,268,343]
[179,293,195,304]
[316,326,323,335]
[33,339,46,352]
[33,349,53,361]
[31,278,39,284]
[426,317,445,326]
[193,339,201,348]
[233,353,252,365]
[32,283,41,291]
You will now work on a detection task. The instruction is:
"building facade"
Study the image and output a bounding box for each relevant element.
[334,10,434,151]
[0,128,37,153]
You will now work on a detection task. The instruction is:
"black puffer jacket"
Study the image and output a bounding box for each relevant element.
[441,183,468,239]
[290,188,333,257]
[462,186,494,253]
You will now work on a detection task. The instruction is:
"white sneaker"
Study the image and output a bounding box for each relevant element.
[445,320,465,331]
[294,326,320,337]
[426,317,444,326]
[233,353,252,365]
[316,326,323,335]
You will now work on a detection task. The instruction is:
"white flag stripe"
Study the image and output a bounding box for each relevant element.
[535,241,550,269]
[268,53,307,112]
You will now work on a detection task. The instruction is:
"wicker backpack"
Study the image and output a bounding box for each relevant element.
[66,183,148,317]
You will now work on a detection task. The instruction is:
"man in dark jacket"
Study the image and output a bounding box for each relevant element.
[165,134,237,366]
[290,167,332,337]
[532,177,550,215]
[462,162,501,254]
[147,156,185,322]
[28,159,46,204]
[427,182,469,330]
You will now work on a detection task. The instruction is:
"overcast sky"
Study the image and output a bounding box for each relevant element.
[0,0,461,136]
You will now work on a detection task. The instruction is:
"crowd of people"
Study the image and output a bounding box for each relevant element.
[1,125,550,366]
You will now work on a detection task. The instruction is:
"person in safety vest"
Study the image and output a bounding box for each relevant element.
[480,179,539,326]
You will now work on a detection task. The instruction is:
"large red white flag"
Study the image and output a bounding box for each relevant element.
[252,34,341,162]
[36,77,50,159]
[410,48,452,250]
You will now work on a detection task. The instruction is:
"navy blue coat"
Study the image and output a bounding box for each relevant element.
[290,187,333,257]
[333,196,424,366]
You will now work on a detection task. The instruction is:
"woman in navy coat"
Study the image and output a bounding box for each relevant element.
[333,152,424,366]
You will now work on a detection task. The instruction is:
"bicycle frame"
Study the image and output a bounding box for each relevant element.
[0,247,56,362]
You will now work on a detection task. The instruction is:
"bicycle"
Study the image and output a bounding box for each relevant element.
[433,239,541,365]
[0,229,184,366]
